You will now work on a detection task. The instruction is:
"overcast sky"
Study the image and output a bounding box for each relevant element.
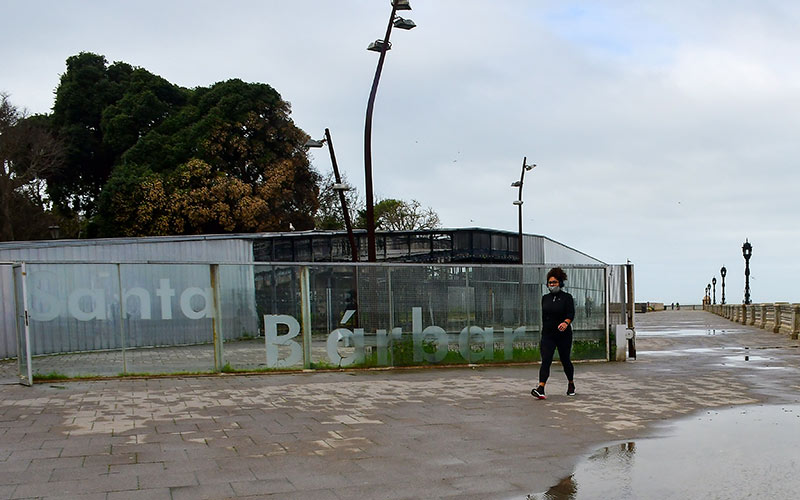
[4,0,799,304]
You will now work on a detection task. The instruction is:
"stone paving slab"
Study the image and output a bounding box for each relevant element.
[1,310,799,499]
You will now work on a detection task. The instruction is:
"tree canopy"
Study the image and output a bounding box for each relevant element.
[4,52,442,241]
[356,198,441,231]
[0,94,66,241]
[43,52,319,237]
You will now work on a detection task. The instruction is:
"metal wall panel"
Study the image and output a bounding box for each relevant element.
[522,235,546,264]
[541,237,606,265]
[0,237,255,359]
[0,236,253,263]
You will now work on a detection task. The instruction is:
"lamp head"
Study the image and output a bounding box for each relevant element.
[304,138,325,148]
[512,200,523,206]
[332,183,351,191]
[367,39,392,52]
[720,266,727,277]
[511,181,522,188]
[392,0,412,10]
[712,277,717,285]
[742,239,752,258]
[393,17,416,30]
[524,163,536,171]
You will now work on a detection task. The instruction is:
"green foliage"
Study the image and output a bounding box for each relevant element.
[0,94,68,241]
[46,52,320,236]
[571,340,607,359]
[391,335,417,366]
[314,170,362,230]
[32,371,70,381]
[355,198,440,230]
[49,53,135,215]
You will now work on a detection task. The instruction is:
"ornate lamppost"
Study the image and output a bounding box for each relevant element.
[705,283,711,306]
[363,0,416,261]
[720,266,727,304]
[742,239,752,304]
[712,277,717,305]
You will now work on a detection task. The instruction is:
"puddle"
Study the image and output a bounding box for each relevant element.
[636,328,743,337]
[526,404,800,499]
[635,347,721,356]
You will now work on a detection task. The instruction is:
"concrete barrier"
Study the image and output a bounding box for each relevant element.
[709,302,800,339]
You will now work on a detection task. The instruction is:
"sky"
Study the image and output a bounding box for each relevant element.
[3,0,800,305]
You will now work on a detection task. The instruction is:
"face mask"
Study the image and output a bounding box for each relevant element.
[548,285,561,294]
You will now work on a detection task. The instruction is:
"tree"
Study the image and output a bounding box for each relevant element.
[0,94,65,241]
[314,170,363,230]
[49,52,186,217]
[97,159,277,236]
[93,77,319,236]
[356,198,441,231]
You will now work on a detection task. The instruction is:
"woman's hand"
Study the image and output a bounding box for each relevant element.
[558,321,569,332]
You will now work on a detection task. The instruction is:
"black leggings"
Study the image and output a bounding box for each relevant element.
[539,333,574,383]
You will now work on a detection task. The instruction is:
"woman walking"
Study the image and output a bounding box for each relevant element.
[532,267,576,399]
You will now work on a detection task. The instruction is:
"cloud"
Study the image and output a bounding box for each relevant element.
[2,0,799,303]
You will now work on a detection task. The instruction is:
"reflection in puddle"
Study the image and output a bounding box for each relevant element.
[635,347,720,356]
[636,328,743,337]
[526,405,800,499]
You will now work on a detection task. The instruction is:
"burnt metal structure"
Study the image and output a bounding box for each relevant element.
[742,239,752,304]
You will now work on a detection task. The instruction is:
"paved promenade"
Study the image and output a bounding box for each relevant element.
[1,310,799,499]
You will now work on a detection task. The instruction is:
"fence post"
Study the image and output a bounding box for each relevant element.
[300,266,312,369]
[210,264,225,372]
[116,263,128,374]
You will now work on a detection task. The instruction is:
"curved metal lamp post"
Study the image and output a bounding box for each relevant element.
[363,0,416,261]
[511,157,536,264]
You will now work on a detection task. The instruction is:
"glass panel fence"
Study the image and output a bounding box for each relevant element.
[16,262,608,379]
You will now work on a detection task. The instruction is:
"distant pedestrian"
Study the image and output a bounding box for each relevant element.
[584,294,593,318]
[532,267,576,400]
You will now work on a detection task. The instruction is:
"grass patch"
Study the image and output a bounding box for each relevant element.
[118,370,216,377]
[32,371,70,381]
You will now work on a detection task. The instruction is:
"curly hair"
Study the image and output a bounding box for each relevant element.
[546,267,568,285]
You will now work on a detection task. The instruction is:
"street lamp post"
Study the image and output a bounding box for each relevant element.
[720,266,727,304]
[363,0,416,262]
[305,130,358,262]
[742,239,752,304]
[706,283,711,306]
[712,277,717,305]
[511,157,536,264]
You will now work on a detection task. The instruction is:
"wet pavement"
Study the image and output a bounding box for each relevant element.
[529,403,800,499]
[1,309,799,499]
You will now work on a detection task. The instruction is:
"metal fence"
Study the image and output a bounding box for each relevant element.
[9,262,616,384]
